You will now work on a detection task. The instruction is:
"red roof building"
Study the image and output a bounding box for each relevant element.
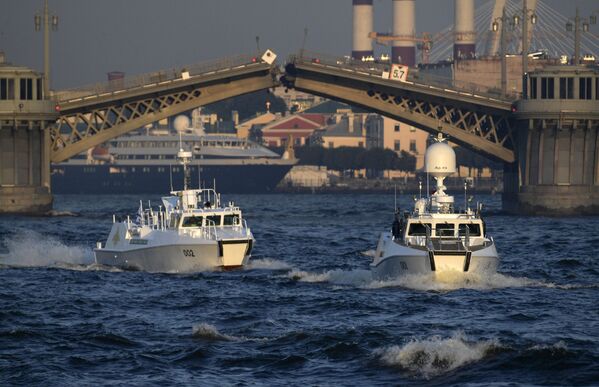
[261,114,327,147]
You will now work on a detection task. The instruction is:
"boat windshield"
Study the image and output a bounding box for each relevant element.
[206,215,221,226]
[408,223,431,236]
[223,214,240,226]
[182,216,204,228]
[458,223,481,237]
[436,223,455,237]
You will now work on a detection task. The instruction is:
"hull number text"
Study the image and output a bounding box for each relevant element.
[183,249,196,257]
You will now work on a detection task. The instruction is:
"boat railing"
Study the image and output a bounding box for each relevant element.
[204,219,219,240]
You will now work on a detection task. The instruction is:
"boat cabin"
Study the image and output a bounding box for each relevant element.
[400,217,486,248]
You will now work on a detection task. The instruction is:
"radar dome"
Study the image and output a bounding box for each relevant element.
[425,141,456,178]
[173,115,190,132]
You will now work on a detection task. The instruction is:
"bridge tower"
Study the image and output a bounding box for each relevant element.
[0,52,57,214]
[506,65,599,215]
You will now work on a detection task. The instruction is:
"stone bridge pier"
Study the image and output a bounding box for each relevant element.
[0,58,56,214]
[504,65,599,215]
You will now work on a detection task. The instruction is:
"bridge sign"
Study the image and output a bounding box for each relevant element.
[261,49,277,65]
[388,64,409,82]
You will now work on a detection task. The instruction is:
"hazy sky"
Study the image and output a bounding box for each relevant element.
[1,0,596,89]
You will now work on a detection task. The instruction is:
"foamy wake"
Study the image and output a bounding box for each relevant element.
[288,268,372,286]
[288,267,590,291]
[246,258,293,271]
[375,332,499,378]
[191,323,270,342]
[0,230,96,269]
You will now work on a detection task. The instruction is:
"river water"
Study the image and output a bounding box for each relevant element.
[1,194,598,386]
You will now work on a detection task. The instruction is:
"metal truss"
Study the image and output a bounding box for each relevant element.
[50,70,277,163]
[366,88,516,162]
[287,74,516,163]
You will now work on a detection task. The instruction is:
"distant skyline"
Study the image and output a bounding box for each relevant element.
[1,0,596,89]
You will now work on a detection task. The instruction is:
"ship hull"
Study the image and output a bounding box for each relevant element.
[51,163,292,194]
[371,232,499,280]
[94,240,252,273]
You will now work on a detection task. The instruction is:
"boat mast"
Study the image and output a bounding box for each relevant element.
[177,131,192,191]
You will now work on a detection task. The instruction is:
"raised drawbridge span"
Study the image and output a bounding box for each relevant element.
[50,53,279,163]
[282,51,518,163]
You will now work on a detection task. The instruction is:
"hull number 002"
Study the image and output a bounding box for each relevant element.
[183,249,195,257]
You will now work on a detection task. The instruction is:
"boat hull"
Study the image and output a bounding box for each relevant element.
[94,239,252,273]
[371,232,499,280]
[51,163,293,194]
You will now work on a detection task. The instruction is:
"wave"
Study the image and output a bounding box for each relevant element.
[191,323,271,343]
[45,210,80,217]
[192,323,237,341]
[246,258,292,271]
[529,341,568,353]
[0,230,94,268]
[375,332,499,379]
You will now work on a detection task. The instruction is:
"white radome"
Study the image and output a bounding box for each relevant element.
[174,115,191,132]
[424,141,456,178]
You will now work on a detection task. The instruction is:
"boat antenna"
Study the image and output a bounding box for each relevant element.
[197,163,201,190]
[426,170,429,201]
[464,180,468,213]
[169,164,173,192]
[418,179,422,199]
[394,184,397,211]
[177,131,192,191]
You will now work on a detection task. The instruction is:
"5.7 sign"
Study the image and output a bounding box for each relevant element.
[388,64,409,82]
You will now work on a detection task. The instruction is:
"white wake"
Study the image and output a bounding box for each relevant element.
[0,230,94,268]
[246,258,293,271]
[287,266,586,291]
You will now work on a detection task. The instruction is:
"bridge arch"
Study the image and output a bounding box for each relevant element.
[281,52,517,164]
[51,54,279,163]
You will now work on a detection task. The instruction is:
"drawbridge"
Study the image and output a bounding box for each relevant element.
[50,53,279,163]
[282,51,518,163]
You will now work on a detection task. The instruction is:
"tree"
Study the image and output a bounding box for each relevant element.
[394,150,417,172]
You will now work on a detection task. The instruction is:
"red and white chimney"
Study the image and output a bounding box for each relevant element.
[454,0,476,60]
[352,0,374,60]
[392,0,416,67]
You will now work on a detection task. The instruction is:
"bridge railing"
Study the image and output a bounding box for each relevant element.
[54,53,267,104]
[291,50,520,102]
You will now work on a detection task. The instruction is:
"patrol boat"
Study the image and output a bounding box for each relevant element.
[371,135,499,280]
[94,146,254,272]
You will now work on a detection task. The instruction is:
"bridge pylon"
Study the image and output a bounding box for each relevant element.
[509,65,599,215]
[0,55,57,215]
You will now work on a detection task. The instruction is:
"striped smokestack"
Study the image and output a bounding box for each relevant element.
[454,0,476,60]
[352,0,374,60]
[392,0,416,67]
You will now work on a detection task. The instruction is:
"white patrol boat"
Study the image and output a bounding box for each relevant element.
[94,146,254,273]
[371,135,499,280]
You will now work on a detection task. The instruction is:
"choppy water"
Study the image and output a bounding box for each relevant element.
[1,194,598,386]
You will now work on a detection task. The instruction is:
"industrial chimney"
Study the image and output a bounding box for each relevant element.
[392,0,416,67]
[454,0,476,60]
[352,0,374,60]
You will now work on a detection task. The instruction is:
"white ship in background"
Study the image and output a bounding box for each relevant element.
[94,141,254,272]
[52,112,296,194]
[371,135,499,280]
